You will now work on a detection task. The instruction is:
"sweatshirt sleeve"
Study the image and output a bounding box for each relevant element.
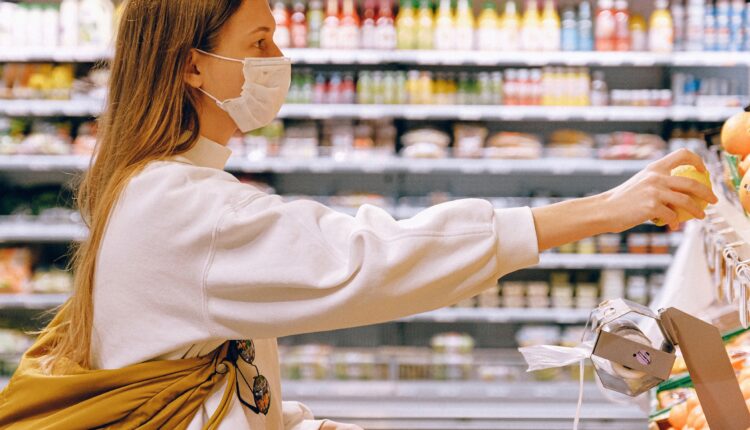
[202,194,539,340]
[282,401,325,430]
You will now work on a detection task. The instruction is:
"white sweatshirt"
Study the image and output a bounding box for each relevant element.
[90,136,540,429]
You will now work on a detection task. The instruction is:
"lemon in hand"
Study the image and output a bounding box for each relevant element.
[654,165,712,226]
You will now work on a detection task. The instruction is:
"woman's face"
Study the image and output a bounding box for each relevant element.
[188,0,283,103]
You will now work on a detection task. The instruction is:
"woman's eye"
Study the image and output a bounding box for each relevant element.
[254,39,267,49]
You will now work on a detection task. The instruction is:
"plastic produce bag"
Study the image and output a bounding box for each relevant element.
[518,341,594,372]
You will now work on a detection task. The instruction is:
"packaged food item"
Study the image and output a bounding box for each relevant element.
[575,283,599,309]
[577,237,597,254]
[477,286,500,308]
[627,233,650,254]
[551,284,575,308]
[333,350,377,380]
[0,248,34,294]
[484,132,542,159]
[597,234,621,253]
[600,269,626,300]
[453,124,487,158]
[650,233,670,254]
[401,128,450,159]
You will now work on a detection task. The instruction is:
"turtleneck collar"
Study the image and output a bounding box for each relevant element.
[173,135,232,170]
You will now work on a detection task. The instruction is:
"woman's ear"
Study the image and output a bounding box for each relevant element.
[184,49,204,89]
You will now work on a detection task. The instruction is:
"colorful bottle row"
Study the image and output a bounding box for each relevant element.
[273,0,750,53]
[288,67,614,107]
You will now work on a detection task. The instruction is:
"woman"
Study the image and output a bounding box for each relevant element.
[0,0,716,429]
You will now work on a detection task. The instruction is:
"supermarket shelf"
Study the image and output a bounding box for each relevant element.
[537,252,672,269]
[0,155,650,176]
[400,307,591,324]
[2,47,749,67]
[0,294,68,309]
[0,100,740,121]
[0,221,87,243]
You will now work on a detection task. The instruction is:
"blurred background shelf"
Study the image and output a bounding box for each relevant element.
[400,307,591,324]
[0,294,68,310]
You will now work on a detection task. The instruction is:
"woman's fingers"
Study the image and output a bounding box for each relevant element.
[665,176,718,204]
[653,204,679,230]
[658,148,708,173]
[660,190,706,220]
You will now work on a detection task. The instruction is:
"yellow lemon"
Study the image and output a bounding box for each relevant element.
[654,165,712,226]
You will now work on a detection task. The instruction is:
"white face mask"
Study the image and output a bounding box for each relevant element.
[195,49,291,133]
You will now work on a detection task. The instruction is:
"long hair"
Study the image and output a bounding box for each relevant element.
[41,0,242,373]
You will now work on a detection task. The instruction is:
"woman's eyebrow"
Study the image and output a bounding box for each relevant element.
[249,26,271,35]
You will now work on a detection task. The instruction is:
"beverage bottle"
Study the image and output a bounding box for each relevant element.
[477,0,500,51]
[491,71,504,104]
[629,14,647,51]
[578,0,594,50]
[433,0,456,50]
[397,0,418,49]
[455,0,476,50]
[416,0,435,49]
[302,69,314,103]
[649,0,674,52]
[561,2,578,51]
[540,0,561,51]
[340,0,361,49]
[521,0,541,51]
[530,68,543,105]
[357,71,374,104]
[272,0,291,49]
[729,0,744,51]
[328,72,343,104]
[500,0,522,51]
[376,0,398,49]
[671,0,685,51]
[595,0,616,51]
[504,69,519,105]
[307,0,325,48]
[361,0,378,49]
[342,73,356,104]
[685,0,704,51]
[290,0,308,48]
[578,67,591,106]
[406,70,420,103]
[613,0,630,51]
[313,72,328,104]
[320,0,340,49]
[716,0,731,51]
[60,0,78,47]
[395,71,408,104]
[744,1,750,51]
[590,70,608,106]
[704,0,717,51]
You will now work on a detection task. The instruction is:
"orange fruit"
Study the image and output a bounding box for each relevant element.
[722,111,750,157]
[686,405,704,429]
[669,401,689,429]
[740,172,750,213]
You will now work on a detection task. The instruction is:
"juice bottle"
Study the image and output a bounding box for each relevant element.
[578,0,594,50]
[629,13,647,51]
[704,0,717,51]
[376,0,398,49]
[671,0,685,51]
[416,0,435,50]
[649,0,674,52]
[340,0,361,49]
[361,0,378,49]
[307,0,325,48]
[500,0,521,51]
[290,0,308,48]
[685,0,704,51]
[561,2,578,51]
[594,0,615,51]
[540,0,560,51]
[716,0,731,51]
[433,0,455,50]
[729,0,744,51]
[397,0,418,49]
[521,0,541,51]
[613,0,630,51]
[477,0,501,51]
[272,0,291,49]
[455,0,475,50]
[320,0,339,49]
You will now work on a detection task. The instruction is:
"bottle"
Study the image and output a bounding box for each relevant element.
[744,1,750,51]
[704,0,717,51]
[729,0,744,51]
[340,0,361,49]
[478,0,501,51]
[716,0,731,51]
[561,2,578,51]
[629,14,647,51]
[272,0,291,49]
[521,0,541,51]
[42,4,60,48]
[307,0,325,48]
[397,0,418,49]
[433,0,455,50]
[376,0,398,49]
[455,0,475,50]
[320,0,340,49]
[613,0,629,51]
[313,73,328,104]
[290,0,308,48]
[595,0,616,51]
[27,4,43,48]
[577,0,594,51]
[500,0,522,51]
[416,0,435,49]
[685,0,704,51]
[78,0,115,48]
[361,0,378,49]
[590,70,609,106]
[540,0,560,51]
[671,0,685,51]
[649,0,674,52]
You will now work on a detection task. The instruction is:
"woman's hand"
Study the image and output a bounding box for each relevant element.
[601,148,718,232]
[320,420,364,430]
[531,149,718,252]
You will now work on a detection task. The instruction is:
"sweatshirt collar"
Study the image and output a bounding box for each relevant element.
[175,135,232,170]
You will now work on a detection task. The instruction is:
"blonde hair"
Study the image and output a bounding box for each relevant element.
[42,0,242,373]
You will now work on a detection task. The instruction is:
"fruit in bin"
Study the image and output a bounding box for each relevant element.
[654,165,713,225]
[739,154,750,178]
[668,401,688,429]
[722,110,750,157]
[740,172,750,213]
[685,405,706,429]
